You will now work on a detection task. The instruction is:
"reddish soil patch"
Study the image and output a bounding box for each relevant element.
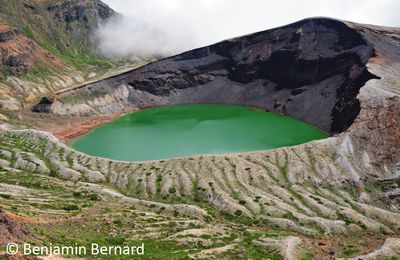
[0,21,62,75]
[19,109,138,144]
[0,209,31,246]
[52,113,123,144]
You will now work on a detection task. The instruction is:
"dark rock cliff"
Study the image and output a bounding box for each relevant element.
[47,0,115,41]
[35,18,382,135]
[127,18,377,133]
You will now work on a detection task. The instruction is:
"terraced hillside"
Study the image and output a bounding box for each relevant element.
[0,18,400,259]
[1,127,399,258]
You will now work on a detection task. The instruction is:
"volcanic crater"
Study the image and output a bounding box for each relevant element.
[34,18,381,137]
[7,18,398,253]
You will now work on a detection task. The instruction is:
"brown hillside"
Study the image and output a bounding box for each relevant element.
[0,20,62,77]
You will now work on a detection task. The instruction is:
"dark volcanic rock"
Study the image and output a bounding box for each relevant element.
[4,54,30,75]
[0,28,19,43]
[32,97,53,113]
[127,18,377,133]
[47,0,115,36]
[43,18,386,135]
[24,2,39,12]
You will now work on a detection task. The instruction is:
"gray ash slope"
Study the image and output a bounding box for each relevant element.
[42,17,393,134]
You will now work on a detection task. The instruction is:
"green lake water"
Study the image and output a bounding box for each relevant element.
[71,104,328,161]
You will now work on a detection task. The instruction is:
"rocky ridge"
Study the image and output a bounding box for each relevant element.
[47,0,115,44]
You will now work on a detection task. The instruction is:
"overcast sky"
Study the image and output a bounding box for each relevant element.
[97,0,400,59]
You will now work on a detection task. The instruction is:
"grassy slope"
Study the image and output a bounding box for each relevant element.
[0,0,113,79]
[0,168,387,259]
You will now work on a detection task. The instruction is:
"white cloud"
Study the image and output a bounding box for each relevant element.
[96,0,400,59]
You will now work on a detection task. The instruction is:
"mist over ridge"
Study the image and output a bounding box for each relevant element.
[95,0,400,59]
